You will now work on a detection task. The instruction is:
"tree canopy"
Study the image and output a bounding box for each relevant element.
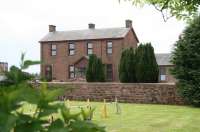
[122,0,200,21]
[171,15,200,106]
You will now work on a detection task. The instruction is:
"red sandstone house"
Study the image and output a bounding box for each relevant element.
[39,20,175,82]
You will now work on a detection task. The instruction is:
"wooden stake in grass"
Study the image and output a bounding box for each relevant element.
[101,99,108,118]
[87,98,90,108]
[115,97,121,115]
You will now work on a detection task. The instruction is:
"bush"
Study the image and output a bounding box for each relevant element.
[4,66,33,85]
[86,54,105,82]
[171,16,200,106]
[135,43,159,83]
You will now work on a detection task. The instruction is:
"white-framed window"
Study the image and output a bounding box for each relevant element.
[51,44,57,56]
[107,41,112,54]
[160,67,166,81]
[68,43,75,55]
[87,43,93,55]
[69,65,75,78]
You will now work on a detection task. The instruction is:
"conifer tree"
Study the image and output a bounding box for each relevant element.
[119,48,136,83]
[135,43,159,83]
[119,49,129,82]
[171,16,200,106]
[86,54,105,82]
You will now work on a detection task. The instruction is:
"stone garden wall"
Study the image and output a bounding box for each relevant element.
[47,82,184,105]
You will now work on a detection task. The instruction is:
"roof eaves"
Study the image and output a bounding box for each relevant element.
[39,37,125,43]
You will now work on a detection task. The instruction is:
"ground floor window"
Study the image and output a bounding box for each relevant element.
[159,67,166,81]
[75,67,86,78]
[69,65,75,79]
[106,64,113,81]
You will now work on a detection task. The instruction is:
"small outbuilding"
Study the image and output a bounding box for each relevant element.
[155,54,176,83]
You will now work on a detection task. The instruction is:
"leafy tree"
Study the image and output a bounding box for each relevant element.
[4,66,33,85]
[135,43,159,83]
[86,54,105,82]
[171,15,200,106]
[1,53,40,86]
[119,48,136,83]
[121,0,200,21]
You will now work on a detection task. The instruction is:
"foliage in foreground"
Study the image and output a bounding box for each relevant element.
[171,15,200,107]
[86,54,105,82]
[0,83,105,132]
[0,53,105,132]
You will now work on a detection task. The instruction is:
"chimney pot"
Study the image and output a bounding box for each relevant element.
[49,25,56,32]
[125,20,132,28]
[88,23,95,29]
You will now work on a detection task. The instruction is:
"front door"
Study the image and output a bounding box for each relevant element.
[45,65,52,81]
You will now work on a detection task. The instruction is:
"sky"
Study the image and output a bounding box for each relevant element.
[0,0,186,73]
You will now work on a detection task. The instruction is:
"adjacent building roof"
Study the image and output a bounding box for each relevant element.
[155,53,173,66]
[40,27,132,42]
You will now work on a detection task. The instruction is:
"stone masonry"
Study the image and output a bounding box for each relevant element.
[47,82,184,105]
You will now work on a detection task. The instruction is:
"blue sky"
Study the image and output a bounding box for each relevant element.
[0,0,186,73]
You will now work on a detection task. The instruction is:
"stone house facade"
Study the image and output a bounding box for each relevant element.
[40,20,139,82]
[39,20,175,82]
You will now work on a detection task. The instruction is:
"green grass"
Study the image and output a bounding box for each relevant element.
[22,101,200,132]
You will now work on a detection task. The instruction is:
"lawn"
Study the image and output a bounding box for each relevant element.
[22,101,200,132]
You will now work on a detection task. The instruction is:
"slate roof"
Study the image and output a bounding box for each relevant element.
[155,53,173,66]
[40,27,132,42]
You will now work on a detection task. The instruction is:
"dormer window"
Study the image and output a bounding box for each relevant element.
[87,43,93,55]
[69,43,75,55]
[51,44,57,56]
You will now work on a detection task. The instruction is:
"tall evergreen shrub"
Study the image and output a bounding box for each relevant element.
[135,43,159,83]
[119,48,136,83]
[86,54,105,82]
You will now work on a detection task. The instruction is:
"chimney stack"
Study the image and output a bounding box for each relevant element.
[88,23,95,29]
[125,20,132,28]
[49,25,56,32]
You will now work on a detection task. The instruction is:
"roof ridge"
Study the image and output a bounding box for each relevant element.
[57,27,129,32]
